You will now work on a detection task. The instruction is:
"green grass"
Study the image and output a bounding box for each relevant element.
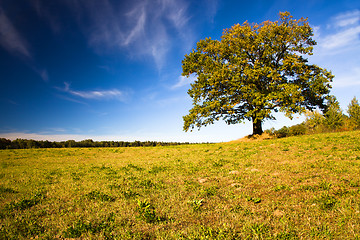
[0,131,360,239]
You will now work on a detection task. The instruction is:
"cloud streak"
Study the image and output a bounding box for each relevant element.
[333,10,360,28]
[59,82,130,102]
[171,75,196,89]
[311,10,360,88]
[321,26,360,50]
[0,7,31,58]
[315,10,360,52]
[63,0,194,70]
[332,67,360,88]
[0,6,49,82]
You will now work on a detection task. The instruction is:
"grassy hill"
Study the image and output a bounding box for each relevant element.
[1,131,360,239]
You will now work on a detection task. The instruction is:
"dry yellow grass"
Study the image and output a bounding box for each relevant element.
[0,131,359,239]
[227,132,274,143]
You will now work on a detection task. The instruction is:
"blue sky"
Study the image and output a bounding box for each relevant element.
[0,0,359,142]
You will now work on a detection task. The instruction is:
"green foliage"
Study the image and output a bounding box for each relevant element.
[188,199,204,211]
[202,186,219,197]
[6,193,45,211]
[274,184,291,191]
[246,196,262,204]
[268,123,306,138]
[182,11,333,135]
[289,123,307,136]
[182,225,242,239]
[269,95,352,138]
[275,230,299,240]
[316,194,337,210]
[0,138,192,149]
[274,126,290,138]
[347,96,360,129]
[136,199,165,223]
[120,189,140,199]
[304,110,326,133]
[85,190,115,202]
[318,181,332,190]
[323,95,344,130]
[245,223,271,239]
[122,163,144,172]
[0,186,17,194]
[63,213,115,238]
[0,215,45,239]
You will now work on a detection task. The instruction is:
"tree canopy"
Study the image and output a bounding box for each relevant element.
[347,97,360,129]
[182,12,333,135]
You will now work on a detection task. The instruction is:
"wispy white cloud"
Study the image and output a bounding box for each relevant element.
[33,68,49,82]
[315,10,360,52]
[63,0,194,70]
[31,0,62,33]
[333,10,360,28]
[70,89,124,100]
[0,7,49,82]
[159,0,192,29]
[171,75,196,89]
[321,26,360,50]
[332,67,360,88]
[59,82,130,102]
[123,4,146,46]
[311,10,360,89]
[0,7,31,58]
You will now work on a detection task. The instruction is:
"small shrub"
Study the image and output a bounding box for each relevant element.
[275,230,299,239]
[85,190,115,202]
[319,181,332,190]
[136,199,165,223]
[317,194,337,210]
[304,110,326,133]
[310,224,332,238]
[0,216,45,238]
[245,223,270,239]
[0,186,17,194]
[275,126,290,138]
[212,159,226,167]
[148,166,167,174]
[189,199,204,211]
[347,96,360,129]
[274,185,290,191]
[138,179,156,188]
[349,180,360,188]
[289,123,307,136]
[121,189,140,199]
[202,186,219,197]
[192,225,242,239]
[122,164,144,171]
[63,221,89,238]
[323,96,344,131]
[299,184,317,191]
[6,193,45,211]
[63,213,115,238]
[246,196,261,204]
[230,204,243,213]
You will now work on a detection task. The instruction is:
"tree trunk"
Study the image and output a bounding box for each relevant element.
[252,118,263,135]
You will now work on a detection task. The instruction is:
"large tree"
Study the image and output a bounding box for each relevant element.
[182,12,333,135]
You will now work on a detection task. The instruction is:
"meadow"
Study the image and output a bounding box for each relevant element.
[0,131,360,239]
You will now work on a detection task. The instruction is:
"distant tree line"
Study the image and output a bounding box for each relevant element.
[0,138,195,150]
[266,96,360,138]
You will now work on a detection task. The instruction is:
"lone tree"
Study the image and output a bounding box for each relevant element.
[182,12,333,135]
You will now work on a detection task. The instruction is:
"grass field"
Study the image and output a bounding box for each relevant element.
[1,131,360,239]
